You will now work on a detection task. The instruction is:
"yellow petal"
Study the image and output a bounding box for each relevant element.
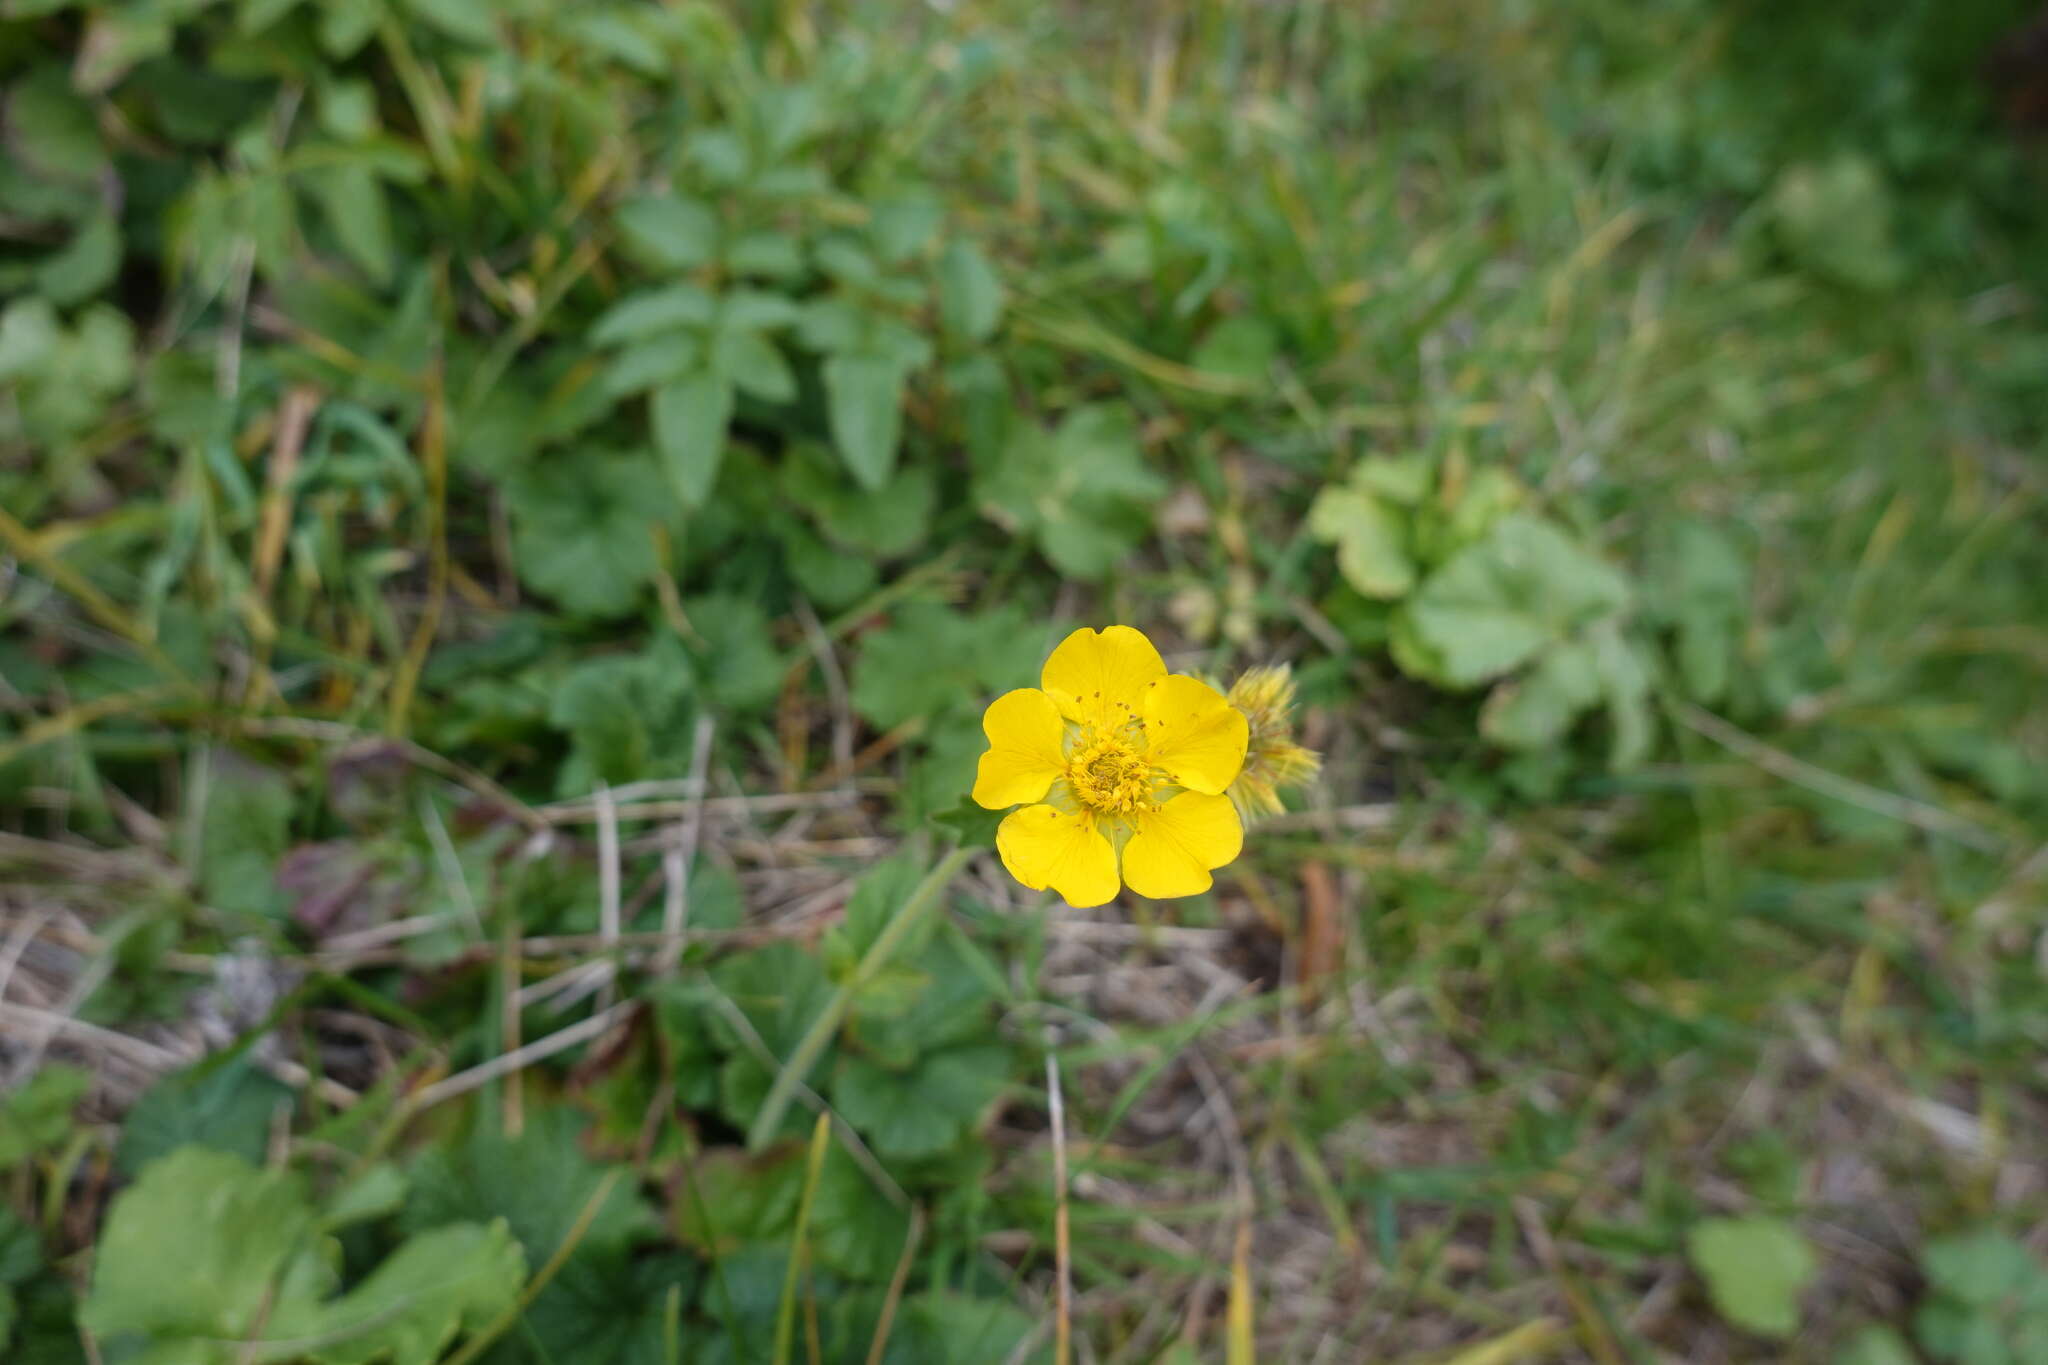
[1139,674,1248,795]
[1041,625,1166,728]
[1121,792,1243,899]
[971,688,1068,809]
[995,805,1119,908]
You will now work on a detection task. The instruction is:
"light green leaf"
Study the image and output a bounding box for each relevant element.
[616,194,720,272]
[1921,1232,2042,1309]
[936,241,1005,342]
[869,191,944,262]
[81,1147,330,1347]
[725,230,805,279]
[8,69,108,184]
[1835,1325,1917,1365]
[823,353,908,491]
[1401,515,1629,687]
[1479,639,1601,750]
[403,0,499,44]
[680,592,782,711]
[0,1065,90,1169]
[591,284,717,345]
[973,402,1167,580]
[1687,1215,1816,1339]
[320,1163,409,1231]
[307,1221,524,1365]
[848,601,1040,731]
[651,369,736,507]
[1190,315,1276,382]
[1309,486,1415,600]
[1764,154,1904,292]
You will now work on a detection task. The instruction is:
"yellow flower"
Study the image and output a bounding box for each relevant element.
[1221,664,1320,818]
[972,625,1249,907]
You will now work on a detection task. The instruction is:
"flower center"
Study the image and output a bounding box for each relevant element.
[1065,734,1157,816]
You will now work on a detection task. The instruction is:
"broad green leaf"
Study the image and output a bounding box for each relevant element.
[402,1108,652,1269]
[307,1221,524,1365]
[1589,619,1654,769]
[1764,154,1904,292]
[1479,638,1601,750]
[115,1057,294,1177]
[81,1147,330,1347]
[0,300,60,381]
[548,638,696,790]
[680,593,782,710]
[1835,1325,1917,1365]
[849,601,1041,730]
[317,79,379,141]
[823,352,908,491]
[616,194,720,271]
[320,1163,409,1230]
[936,241,1005,341]
[0,1065,90,1169]
[506,449,674,617]
[1400,515,1629,687]
[1921,1232,2042,1309]
[869,191,943,262]
[8,70,107,184]
[725,230,805,279]
[0,1206,40,1285]
[651,369,736,506]
[34,209,120,306]
[520,1248,698,1365]
[809,1146,910,1282]
[780,444,935,556]
[1687,1215,1816,1339]
[973,402,1167,580]
[719,289,800,332]
[885,1290,1034,1365]
[829,852,930,962]
[1309,485,1415,599]
[830,1044,1007,1158]
[672,1145,804,1254]
[591,284,717,345]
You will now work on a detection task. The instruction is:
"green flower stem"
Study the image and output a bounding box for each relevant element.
[746,844,977,1151]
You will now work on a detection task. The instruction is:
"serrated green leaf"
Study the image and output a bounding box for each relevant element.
[831,1044,1007,1157]
[651,369,735,507]
[1687,1215,1816,1339]
[973,402,1166,580]
[1401,515,1629,687]
[81,1147,330,1348]
[1479,638,1601,750]
[849,601,1041,731]
[506,449,673,617]
[115,1057,293,1177]
[307,1221,524,1365]
[681,592,782,710]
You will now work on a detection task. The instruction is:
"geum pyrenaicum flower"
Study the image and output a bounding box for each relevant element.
[972,625,1249,908]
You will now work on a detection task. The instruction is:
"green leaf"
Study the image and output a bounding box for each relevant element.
[592,284,717,345]
[651,369,736,507]
[7,70,108,185]
[680,593,783,711]
[197,751,293,920]
[402,1108,652,1270]
[849,601,1041,731]
[616,194,720,271]
[115,1057,294,1177]
[0,1205,42,1286]
[1308,485,1415,600]
[34,209,121,307]
[1479,638,1601,750]
[506,449,674,617]
[672,1145,804,1255]
[403,0,500,44]
[973,402,1167,580]
[81,1147,330,1348]
[822,353,909,491]
[887,1290,1034,1364]
[548,638,696,790]
[1190,315,1276,382]
[1835,1325,1918,1365]
[726,230,805,279]
[1686,1215,1816,1339]
[713,326,796,402]
[1922,1232,2042,1309]
[307,1221,524,1365]
[808,1145,909,1282]
[1400,515,1630,687]
[0,1065,90,1169]
[304,161,394,285]
[869,191,944,262]
[936,241,1005,342]
[320,1163,409,1231]
[1763,154,1904,291]
[830,1043,1007,1158]
[780,445,935,556]
[603,332,706,397]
